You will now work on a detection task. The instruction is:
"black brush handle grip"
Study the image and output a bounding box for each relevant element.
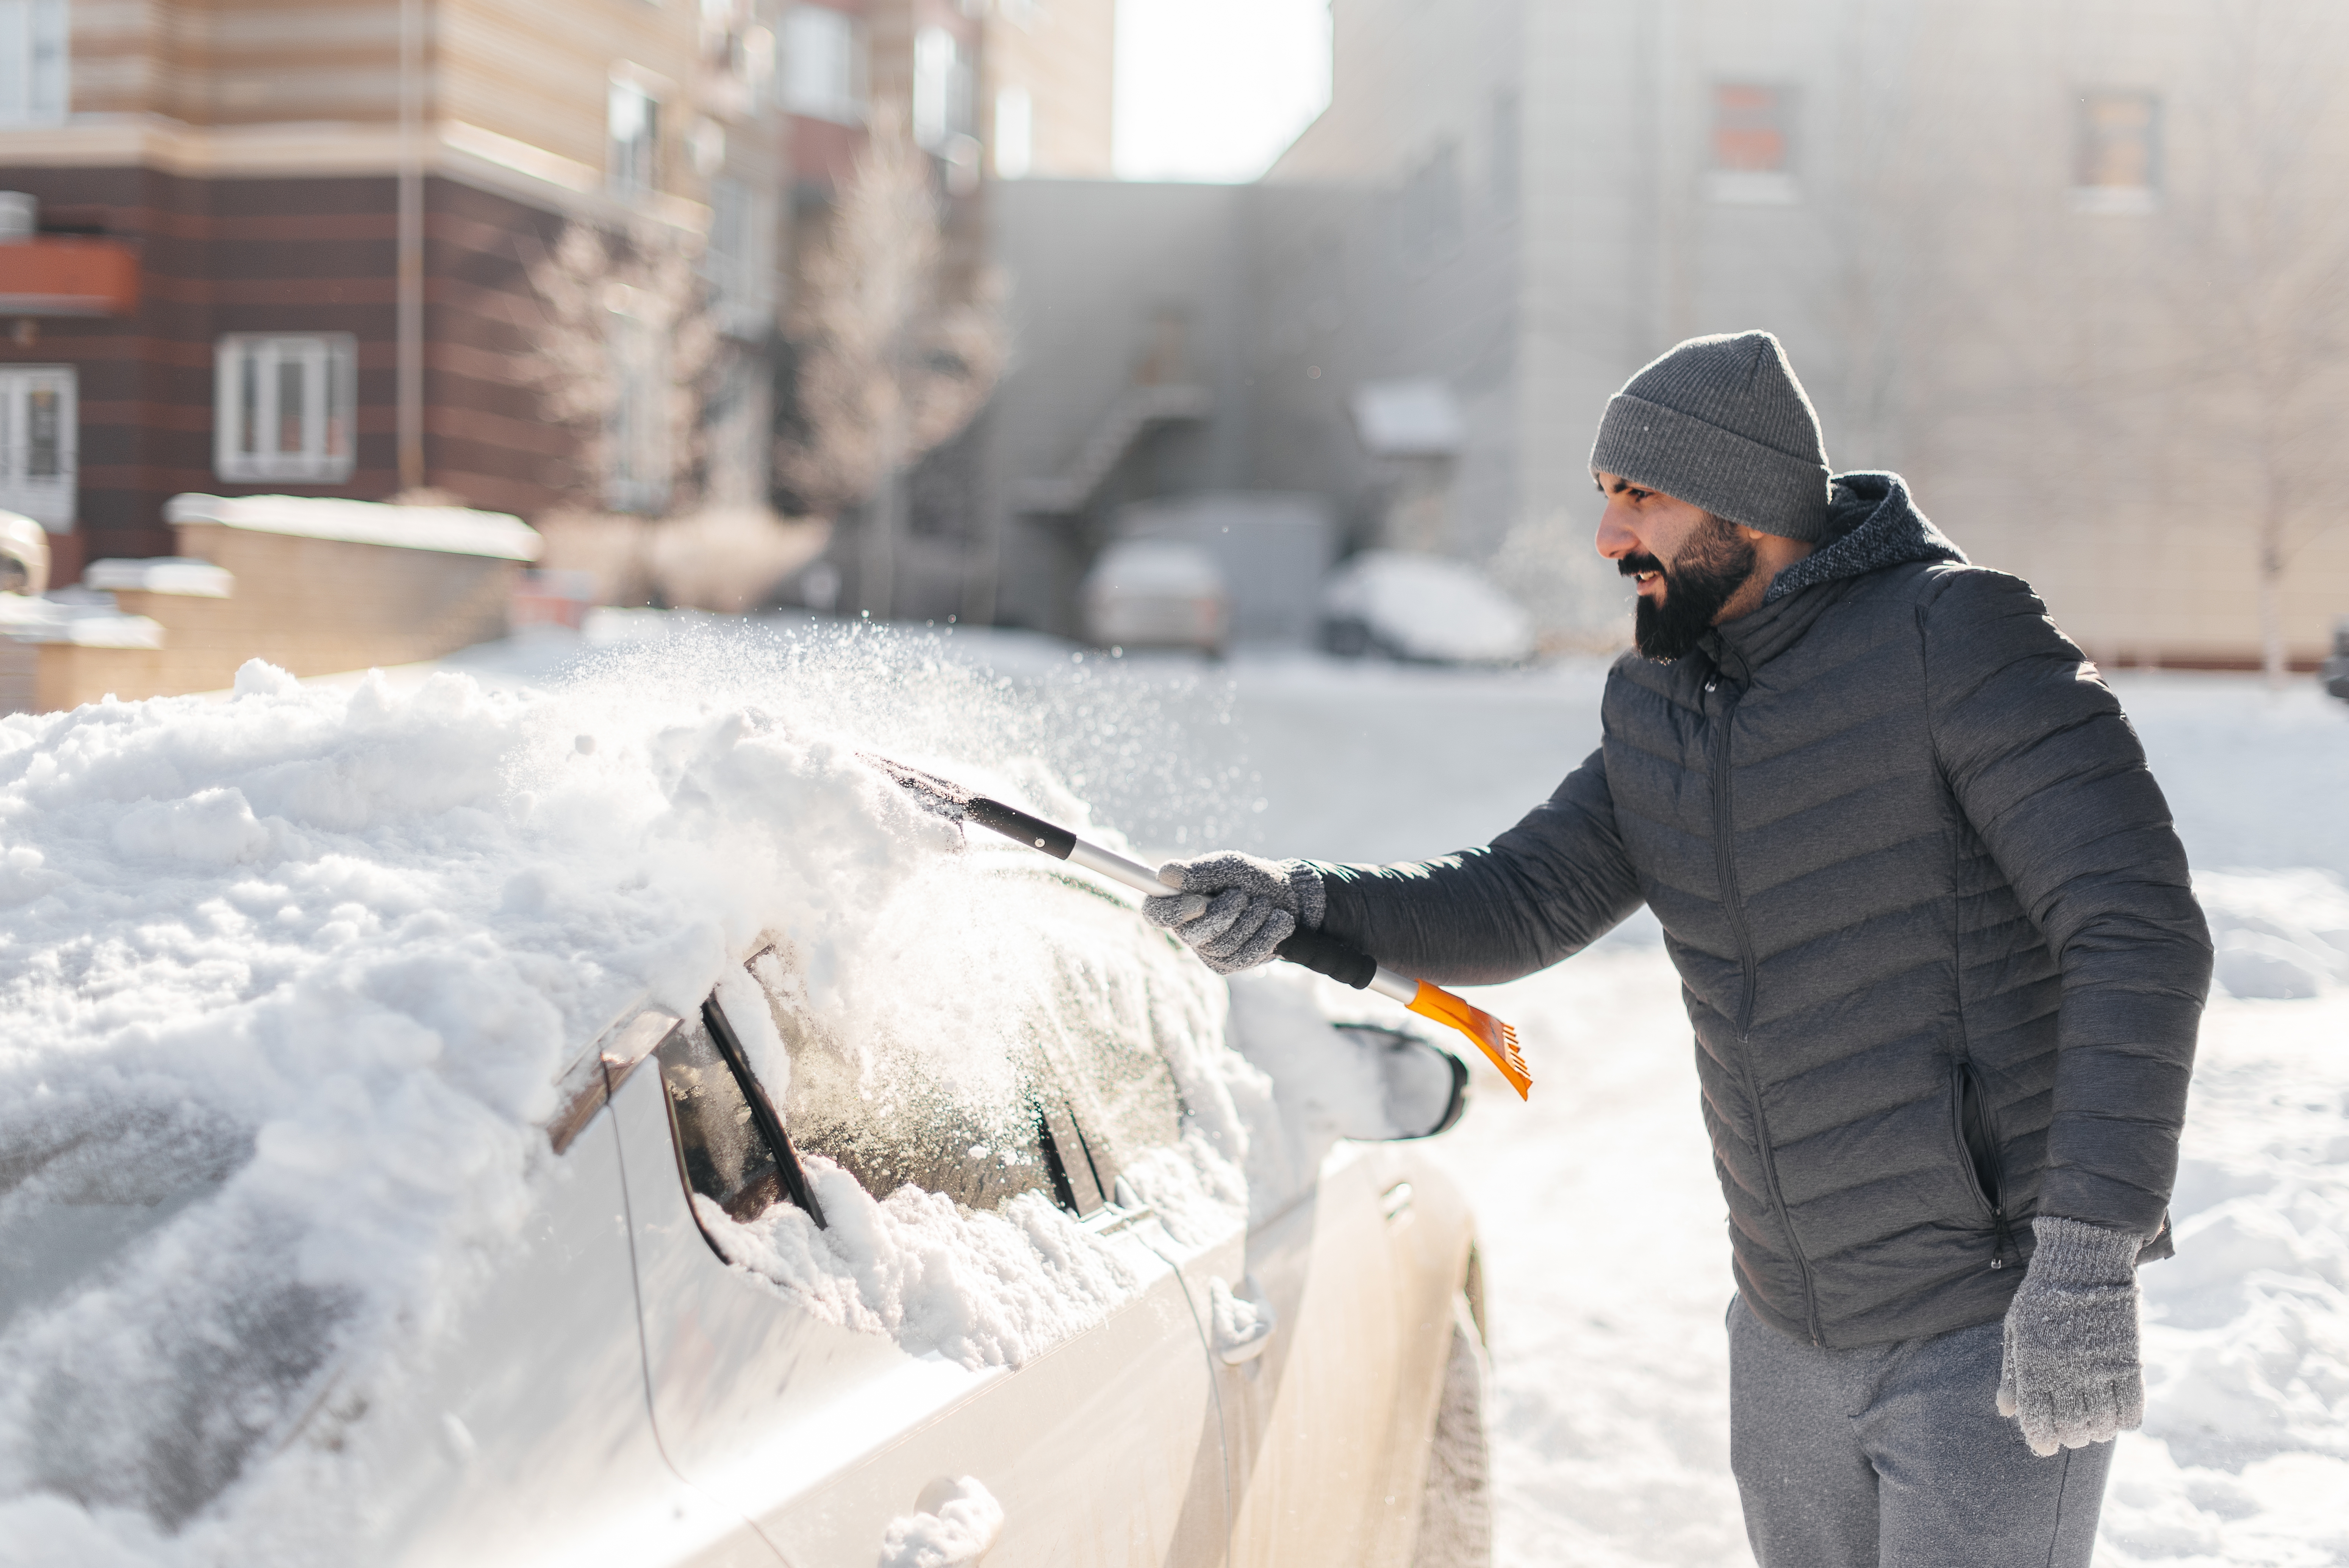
[965,796,1078,859]
[1275,925,1378,990]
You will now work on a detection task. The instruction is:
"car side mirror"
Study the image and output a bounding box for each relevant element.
[1334,1024,1470,1140]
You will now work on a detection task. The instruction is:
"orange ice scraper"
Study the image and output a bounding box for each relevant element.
[867,756,1531,1099]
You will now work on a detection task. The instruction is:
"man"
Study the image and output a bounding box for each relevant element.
[1145,331,2208,1568]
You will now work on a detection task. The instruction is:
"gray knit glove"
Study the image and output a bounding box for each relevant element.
[1143,852,1326,975]
[1997,1216,2145,1457]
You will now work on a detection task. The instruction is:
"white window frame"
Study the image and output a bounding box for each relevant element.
[214,335,358,484]
[0,0,67,127]
[912,26,973,152]
[605,309,671,516]
[703,175,776,336]
[0,364,75,527]
[780,5,864,125]
[994,84,1032,180]
[609,78,662,197]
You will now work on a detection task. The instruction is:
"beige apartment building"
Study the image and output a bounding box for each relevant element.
[1269,0,2349,669]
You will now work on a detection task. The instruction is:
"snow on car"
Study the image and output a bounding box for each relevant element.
[1320,553,1535,666]
[0,638,1487,1566]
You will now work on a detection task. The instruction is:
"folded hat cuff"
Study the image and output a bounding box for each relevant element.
[1590,394,1831,542]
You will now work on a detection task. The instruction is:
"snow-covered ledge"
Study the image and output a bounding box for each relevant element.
[82,557,236,598]
[163,494,544,563]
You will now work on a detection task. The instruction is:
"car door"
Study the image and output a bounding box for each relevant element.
[1207,1035,1479,1568]
[350,1007,779,1568]
[608,952,1232,1567]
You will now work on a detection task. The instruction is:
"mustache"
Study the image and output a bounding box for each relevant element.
[1618,552,1667,580]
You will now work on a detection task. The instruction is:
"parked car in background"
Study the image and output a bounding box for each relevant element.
[1321,551,1536,666]
[1081,538,1230,655]
[2325,618,2349,702]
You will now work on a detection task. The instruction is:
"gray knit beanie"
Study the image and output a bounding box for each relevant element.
[1588,330,1833,542]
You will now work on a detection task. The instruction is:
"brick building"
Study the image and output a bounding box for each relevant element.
[0,0,1103,597]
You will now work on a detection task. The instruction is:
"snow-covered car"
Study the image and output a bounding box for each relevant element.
[0,657,1487,1568]
[1320,552,1535,665]
[1080,538,1230,654]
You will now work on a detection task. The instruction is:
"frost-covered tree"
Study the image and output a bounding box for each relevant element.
[2166,0,2349,685]
[779,113,1005,616]
[523,220,721,516]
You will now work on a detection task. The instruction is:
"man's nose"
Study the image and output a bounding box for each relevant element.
[1595,504,1639,560]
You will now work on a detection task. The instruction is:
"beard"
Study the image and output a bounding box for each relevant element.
[1622,513,1759,663]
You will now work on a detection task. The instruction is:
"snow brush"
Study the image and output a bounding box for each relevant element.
[866,756,1531,1099]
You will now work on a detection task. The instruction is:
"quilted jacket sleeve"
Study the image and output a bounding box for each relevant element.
[1309,747,1647,986]
[1922,569,2211,1236]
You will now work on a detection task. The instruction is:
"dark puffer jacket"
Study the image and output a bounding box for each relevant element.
[1315,473,2210,1348]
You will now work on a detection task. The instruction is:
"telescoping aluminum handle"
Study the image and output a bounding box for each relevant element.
[956,792,1532,1099]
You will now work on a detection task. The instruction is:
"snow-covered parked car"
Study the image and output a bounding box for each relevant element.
[1320,552,1534,666]
[0,650,1487,1567]
[1080,538,1230,655]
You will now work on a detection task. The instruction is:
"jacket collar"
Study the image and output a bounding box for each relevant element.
[1694,471,1965,686]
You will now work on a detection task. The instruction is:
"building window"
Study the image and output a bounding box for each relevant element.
[995,84,1032,179]
[2074,91,2160,214]
[0,364,74,526]
[605,310,669,515]
[911,27,971,153]
[213,336,355,484]
[0,0,66,126]
[704,175,775,334]
[609,78,661,197]
[780,5,863,125]
[1708,82,1799,204]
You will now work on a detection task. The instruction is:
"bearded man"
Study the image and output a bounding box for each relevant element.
[1146,331,2210,1568]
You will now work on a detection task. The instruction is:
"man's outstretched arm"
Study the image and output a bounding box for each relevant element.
[1148,748,1645,985]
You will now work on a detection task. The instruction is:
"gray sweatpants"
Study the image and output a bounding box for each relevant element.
[1727,1294,2113,1568]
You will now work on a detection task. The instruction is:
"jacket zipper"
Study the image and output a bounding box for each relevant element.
[1709,680,1825,1345]
[1953,1059,2019,1270]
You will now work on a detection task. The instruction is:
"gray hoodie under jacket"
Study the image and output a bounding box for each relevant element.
[1313,473,2211,1349]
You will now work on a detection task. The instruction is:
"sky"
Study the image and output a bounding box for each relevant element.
[1113,0,1334,183]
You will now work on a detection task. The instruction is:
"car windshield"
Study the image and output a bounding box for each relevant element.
[743,947,1062,1213]
[738,897,1185,1217]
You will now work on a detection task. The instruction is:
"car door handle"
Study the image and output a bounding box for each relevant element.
[1209,1275,1275,1365]
[1381,1180,1415,1222]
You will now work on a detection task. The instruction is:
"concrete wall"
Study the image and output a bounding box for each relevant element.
[981,178,1254,633]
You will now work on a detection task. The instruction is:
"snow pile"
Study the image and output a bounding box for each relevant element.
[2197,868,2349,1001]
[876,1476,1003,1568]
[2100,972,2349,1566]
[0,626,1321,1548]
[693,1177,1142,1369]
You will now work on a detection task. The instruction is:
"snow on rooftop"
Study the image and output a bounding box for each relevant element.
[163,494,544,563]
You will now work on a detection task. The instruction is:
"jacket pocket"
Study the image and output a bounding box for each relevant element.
[1950,1060,2006,1216]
